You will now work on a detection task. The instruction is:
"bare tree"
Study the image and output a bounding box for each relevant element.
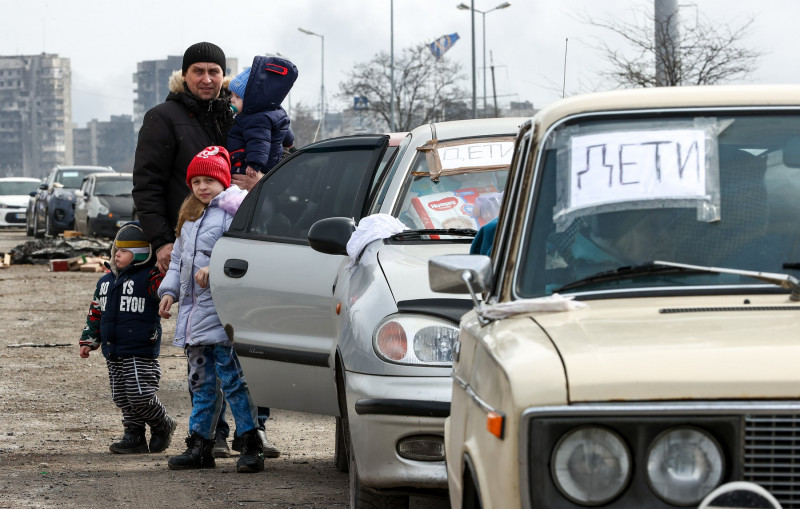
[339,43,469,131]
[585,5,761,87]
[288,102,321,148]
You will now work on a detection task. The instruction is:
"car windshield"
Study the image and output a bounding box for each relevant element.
[0,181,37,195]
[93,178,133,196]
[56,170,106,189]
[517,112,800,298]
[394,136,512,233]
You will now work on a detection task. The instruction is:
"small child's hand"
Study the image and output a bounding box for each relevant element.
[195,266,210,288]
[79,346,91,359]
[159,295,174,319]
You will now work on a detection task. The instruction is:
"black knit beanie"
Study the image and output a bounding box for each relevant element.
[182,42,227,76]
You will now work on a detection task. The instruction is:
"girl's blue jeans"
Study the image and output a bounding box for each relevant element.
[186,344,258,440]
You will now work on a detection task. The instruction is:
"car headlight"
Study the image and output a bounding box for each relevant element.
[97,199,109,216]
[551,426,631,506]
[373,314,458,366]
[646,427,724,505]
[52,190,74,202]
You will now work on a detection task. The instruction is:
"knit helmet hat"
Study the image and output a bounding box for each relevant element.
[114,223,150,262]
[182,42,227,76]
[229,67,251,98]
[186,146,232,188]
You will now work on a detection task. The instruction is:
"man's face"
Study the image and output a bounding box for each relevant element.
[184,63,223,100]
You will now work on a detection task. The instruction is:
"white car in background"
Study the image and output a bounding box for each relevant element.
[211,118,525,507]
[0,177,39,228]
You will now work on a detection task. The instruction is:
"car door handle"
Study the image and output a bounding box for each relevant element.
[223,259,248,278]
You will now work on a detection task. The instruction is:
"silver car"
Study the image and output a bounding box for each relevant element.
[210,118,525,506]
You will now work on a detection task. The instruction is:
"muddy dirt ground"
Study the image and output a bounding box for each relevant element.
[0,229,349,508]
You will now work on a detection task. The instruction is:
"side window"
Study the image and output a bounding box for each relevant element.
[248,148,379,242]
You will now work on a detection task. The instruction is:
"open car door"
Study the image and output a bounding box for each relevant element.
[210,135,390,416]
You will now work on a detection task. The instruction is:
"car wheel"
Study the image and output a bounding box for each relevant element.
[334,416,349,473]
[26,216,33,236]
[462,467,483,509]
[348,434,408,509]
[33,213,43,239]
[45,212,56,237]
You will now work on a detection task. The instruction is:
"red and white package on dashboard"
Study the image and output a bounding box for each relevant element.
[408,186,498,230]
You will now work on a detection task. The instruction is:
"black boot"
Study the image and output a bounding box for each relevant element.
[149,415,177,453]
[212,429,231,458]
[109,425,149,454]
[167,433,215,470]
[236,429,265,473]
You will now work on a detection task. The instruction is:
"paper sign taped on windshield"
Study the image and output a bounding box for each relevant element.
[569,129,708,210]
[438,140,514,171]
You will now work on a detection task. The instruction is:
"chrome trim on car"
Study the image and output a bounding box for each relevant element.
[518,401,800,509]
[452,372,500,417]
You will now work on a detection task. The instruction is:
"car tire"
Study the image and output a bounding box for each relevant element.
[462,456,483,509]
[26,217,33,236]
[33,213,43,239]
[45,212,56,237]
[334,416,349,473]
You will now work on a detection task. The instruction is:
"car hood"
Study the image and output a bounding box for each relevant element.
[529,294,800,402]
[377,242,471,302]
[0,196,29,207]
[97,196,134,209]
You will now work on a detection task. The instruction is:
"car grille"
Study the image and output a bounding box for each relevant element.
[744,414,800,508]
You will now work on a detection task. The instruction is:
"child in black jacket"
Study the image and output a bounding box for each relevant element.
[79,222,176,454]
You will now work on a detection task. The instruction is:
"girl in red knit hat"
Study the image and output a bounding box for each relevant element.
[156,146,264,473]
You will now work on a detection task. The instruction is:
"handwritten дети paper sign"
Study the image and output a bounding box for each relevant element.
[569,129,708,210]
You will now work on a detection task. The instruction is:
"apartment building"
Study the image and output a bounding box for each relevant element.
[0,53,72,178]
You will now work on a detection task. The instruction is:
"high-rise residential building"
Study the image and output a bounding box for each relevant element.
[133,56,238,132]
[0,53,72,178]
[73,115,136,171]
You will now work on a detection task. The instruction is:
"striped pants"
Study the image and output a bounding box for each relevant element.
[107,356,167,429]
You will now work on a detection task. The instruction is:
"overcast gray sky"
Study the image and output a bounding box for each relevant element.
[5,0,794,126]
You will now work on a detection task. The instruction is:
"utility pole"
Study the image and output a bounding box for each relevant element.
[654,0,680,86]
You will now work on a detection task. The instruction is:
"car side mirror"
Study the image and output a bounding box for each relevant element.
[308,217,356,256]
[429,254,493,295]
[74,189,83,198]
[38,184,47,190]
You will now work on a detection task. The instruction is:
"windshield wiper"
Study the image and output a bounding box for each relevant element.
[553,260,800,301]
[390,228,477,240]
[652,260,800,301]
[552,262,706,293]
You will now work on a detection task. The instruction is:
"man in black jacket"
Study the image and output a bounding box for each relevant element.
[132,41,234,274]
[132,43,281,460]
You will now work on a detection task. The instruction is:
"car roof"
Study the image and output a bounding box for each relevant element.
[0,177,39,182]
[532,84,800,133]
[87,172,132,179]
[54,165,114,173]
[406,117,528,142]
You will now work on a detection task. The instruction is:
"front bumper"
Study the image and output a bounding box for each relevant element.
[345,370,451,490]
[0,206,26,226]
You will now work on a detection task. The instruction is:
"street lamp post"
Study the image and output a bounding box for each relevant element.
[298,27,325,140]
[457,2,511,118]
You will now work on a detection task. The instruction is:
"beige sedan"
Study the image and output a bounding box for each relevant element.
[431,85,800,509]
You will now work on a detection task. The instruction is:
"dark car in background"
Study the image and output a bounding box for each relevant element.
[73,172,134,238]
[28,165,114,237]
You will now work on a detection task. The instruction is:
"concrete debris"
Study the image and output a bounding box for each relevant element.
[9,237,111,265]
